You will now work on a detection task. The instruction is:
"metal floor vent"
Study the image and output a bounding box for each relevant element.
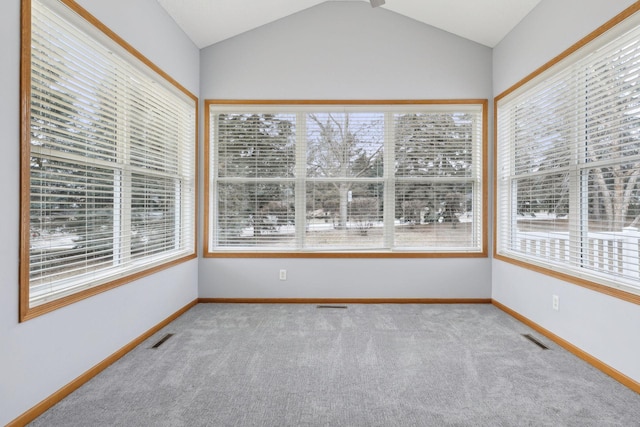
[522,333,549,350]
[316,305,348,309]
[151,333,174,349]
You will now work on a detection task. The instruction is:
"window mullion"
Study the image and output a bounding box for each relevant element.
[383,112,395,249]
[117,81,132,266]
[472,111,483,247]
[210,111,219,249]
[569,70,587,269]
[295,112,307,249]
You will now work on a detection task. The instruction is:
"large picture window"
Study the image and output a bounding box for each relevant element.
[496,8,640,300]
[206,101,486,256]
[20,0,197,320]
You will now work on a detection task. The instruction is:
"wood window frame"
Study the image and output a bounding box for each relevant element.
[205,99,488,259]
[493,2,640,305]
[20,0,198,321]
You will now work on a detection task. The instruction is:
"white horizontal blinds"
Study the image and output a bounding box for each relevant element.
[496,11,640,293]
[216,182,296,247]
[305,112,384,249]
[584,23,640,164]
[394,113,476,179]
[127,82,188,174]
[210,104,484,253]
[28,0,196,306]
[130,174,178,258]
[305,182,384,249]
[581,23,640,285]
[502,77,577,265]
[213,113,297,248]
[30,0,119,302]
[393,111,480,249]
[216,113,296,178]
[30,160,116,295]
[394,182,476,248]
[126,73,196,260]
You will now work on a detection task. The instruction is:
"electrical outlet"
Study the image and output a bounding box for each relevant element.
[552,294,559,311]
[279,269,287,281]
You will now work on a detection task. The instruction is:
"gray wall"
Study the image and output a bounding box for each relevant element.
[0,0,200,424]
[199,1,493,300]
[492,0,640,384]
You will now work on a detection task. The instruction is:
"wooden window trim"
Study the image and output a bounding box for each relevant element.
[204,99,488,258]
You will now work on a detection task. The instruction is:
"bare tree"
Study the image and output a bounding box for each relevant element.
[306,113,383,229]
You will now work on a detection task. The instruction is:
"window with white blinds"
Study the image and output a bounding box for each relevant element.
[22,0,197,317]
[496,9,640,297]
[207,102,485,255]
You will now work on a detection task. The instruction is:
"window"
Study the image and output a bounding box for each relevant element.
[496,5,640,300]
[206,101,486,256]
[20,0,197,320]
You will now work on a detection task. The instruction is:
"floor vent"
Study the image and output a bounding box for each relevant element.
[522,333,549,350]
[151,333,174,349]
[316,305,348,309]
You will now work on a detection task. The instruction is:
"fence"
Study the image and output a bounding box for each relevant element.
[514,227,640,280]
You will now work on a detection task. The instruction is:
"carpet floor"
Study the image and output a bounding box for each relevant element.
[29,303,640,426]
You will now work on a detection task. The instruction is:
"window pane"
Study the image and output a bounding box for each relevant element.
[306,112,384,178]
[513,85,576,174]
[31,12,119,164]
[587,165,640,232]
[395,182,475,248]
[30,157,114,293]
[129,91,181,174]
[131,174,178,258]
[585,32,640,163]
[582,165,640,283]
[509,173,572,261]
[216,182,295,248]
[394,112,474,178]
[516,173,571,221]
[305,182,383,249]
[216,113,296,178]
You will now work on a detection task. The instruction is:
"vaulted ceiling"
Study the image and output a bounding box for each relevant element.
[156,0,542,49]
